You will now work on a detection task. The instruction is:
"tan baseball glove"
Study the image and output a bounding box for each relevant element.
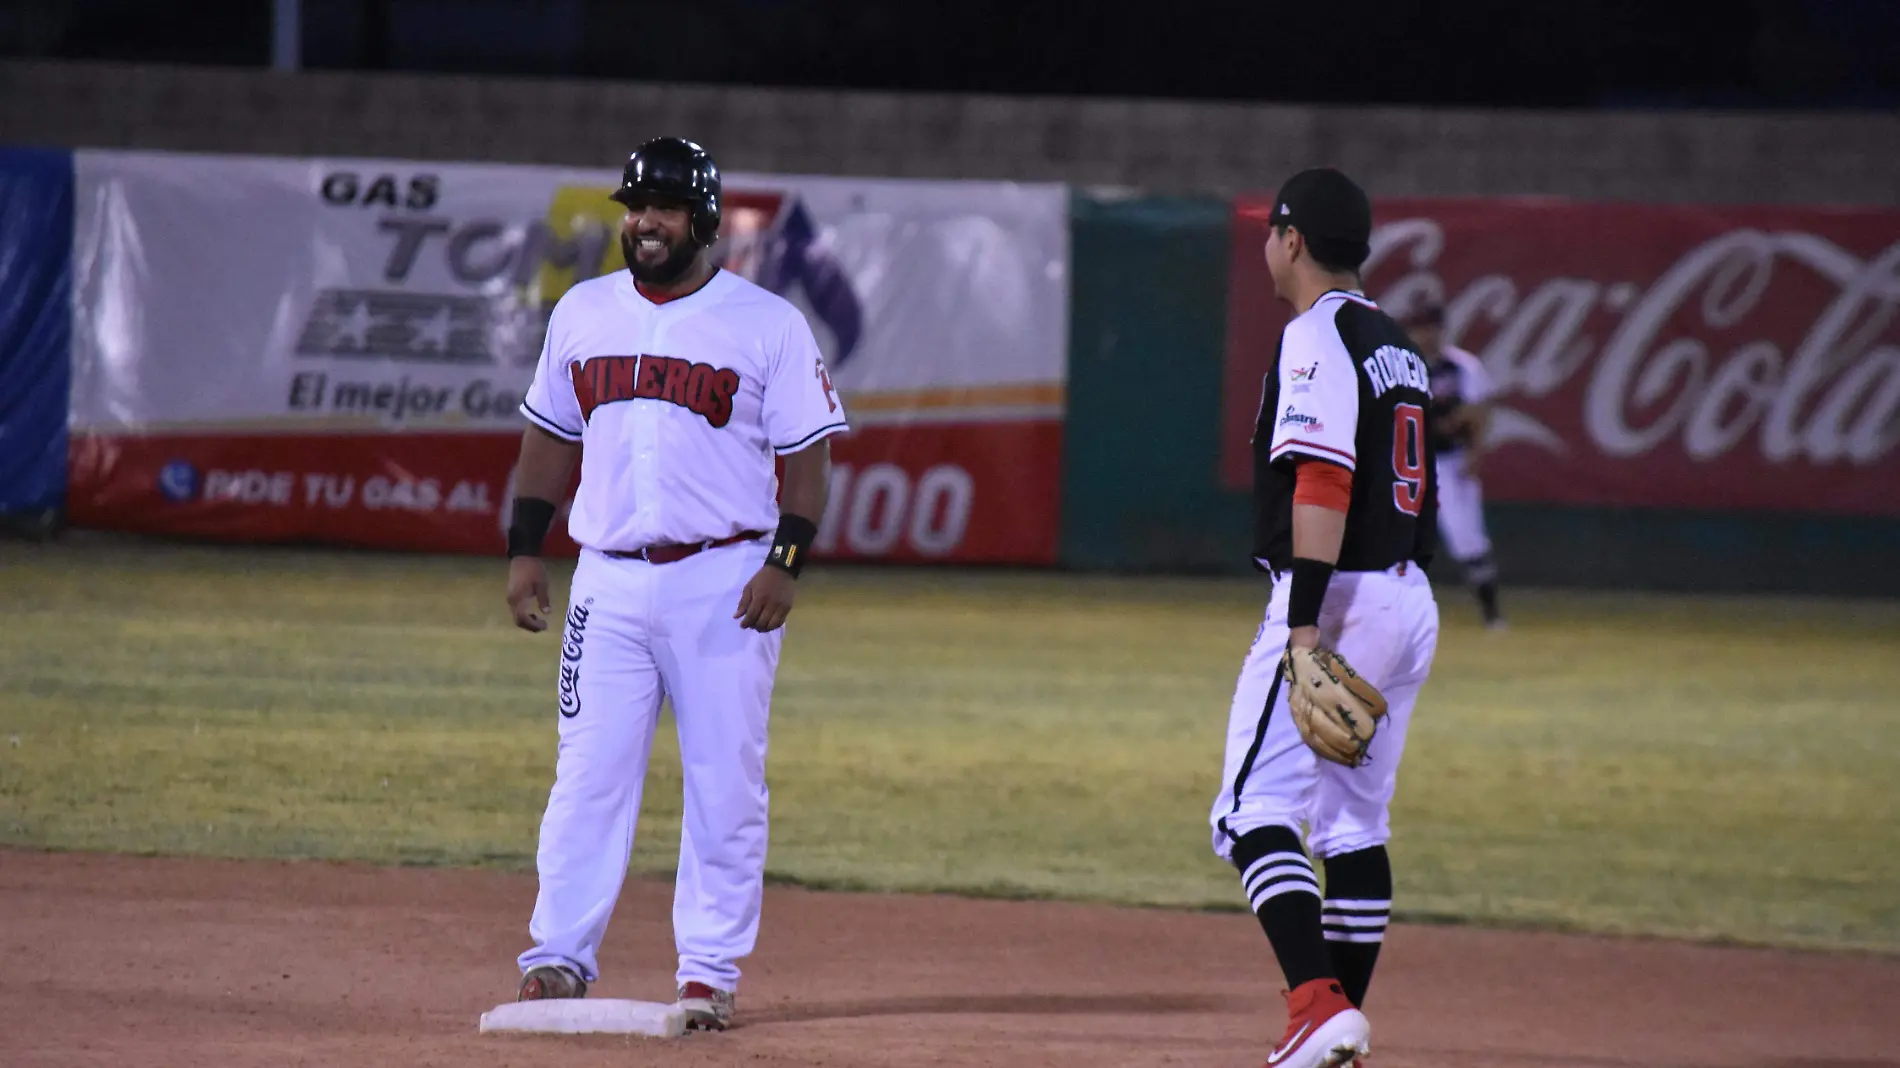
[1282,646,1388,767]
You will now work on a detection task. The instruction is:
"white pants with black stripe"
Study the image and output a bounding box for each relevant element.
[1209,562,1439,862]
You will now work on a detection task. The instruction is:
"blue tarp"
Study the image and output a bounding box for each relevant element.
[0,146,72,515]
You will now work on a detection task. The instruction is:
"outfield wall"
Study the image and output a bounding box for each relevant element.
[3,63,1899,595]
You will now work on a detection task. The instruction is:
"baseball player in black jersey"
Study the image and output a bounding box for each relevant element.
[1400,300,1506,628]
[1209,168,1442,1068]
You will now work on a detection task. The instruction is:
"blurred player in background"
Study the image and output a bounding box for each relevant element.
[1401,302,1506,629]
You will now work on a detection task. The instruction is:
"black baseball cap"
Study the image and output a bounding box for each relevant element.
[1266,167,1372,261]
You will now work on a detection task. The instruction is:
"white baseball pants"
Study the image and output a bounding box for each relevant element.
[1434,450,1492,563]
[1210,562,1439,860]
[518,539,781,994]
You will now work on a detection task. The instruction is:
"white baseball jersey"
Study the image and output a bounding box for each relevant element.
[519,269,849,551]
[1430,344,1494,407]
[1427,343,1496,566]
[1263,290,1386,474]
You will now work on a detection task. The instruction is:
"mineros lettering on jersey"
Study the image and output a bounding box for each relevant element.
[1362,344,1433,398]
[570,354,743,428]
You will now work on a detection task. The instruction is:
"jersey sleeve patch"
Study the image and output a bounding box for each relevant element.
[762,312,851,454]
[1267,313,1359,470]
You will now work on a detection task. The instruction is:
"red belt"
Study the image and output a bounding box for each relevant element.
[603,530,767,565]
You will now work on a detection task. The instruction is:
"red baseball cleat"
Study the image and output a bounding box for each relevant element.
[1263,978,1369,1068]
[676,981,736,1031]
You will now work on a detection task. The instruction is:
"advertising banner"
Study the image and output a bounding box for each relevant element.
[0,147,72,517]
[70,150,1069,561]
[1223,198,1900,516]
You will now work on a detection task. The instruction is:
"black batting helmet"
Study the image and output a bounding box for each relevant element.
[609,136,722,245]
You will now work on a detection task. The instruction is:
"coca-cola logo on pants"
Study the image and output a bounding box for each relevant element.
[558,598,593,718]
[1222,198,1900,515]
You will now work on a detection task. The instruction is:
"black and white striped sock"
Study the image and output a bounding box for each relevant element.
[1322,897,1392,944]
[1322,847,1393,1007]
[1231,826,1331,990]
[1241,848,1324,912]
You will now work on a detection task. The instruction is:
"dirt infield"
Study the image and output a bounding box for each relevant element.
[3,851,1894,1068]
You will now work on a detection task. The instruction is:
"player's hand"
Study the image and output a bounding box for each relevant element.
[507,556,553,633]
[1287,625,1322,651]
[734,566,796,632]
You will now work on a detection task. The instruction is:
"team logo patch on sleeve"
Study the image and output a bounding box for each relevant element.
[1279,406,1324,433]
[571,355,742,428]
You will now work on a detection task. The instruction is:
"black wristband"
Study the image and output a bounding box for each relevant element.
[506,497,558,558]
[1286,557,1336,629]
[765,514,819,578]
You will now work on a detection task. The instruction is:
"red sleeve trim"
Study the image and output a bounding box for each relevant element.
[1293,459,1353,512]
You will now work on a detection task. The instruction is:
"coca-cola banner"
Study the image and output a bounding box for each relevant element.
[1223,198,1900,515]
[69,149,1069,562]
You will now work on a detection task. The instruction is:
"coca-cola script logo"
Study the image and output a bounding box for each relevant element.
[557,598,593,718]
[1364,220,1900,468]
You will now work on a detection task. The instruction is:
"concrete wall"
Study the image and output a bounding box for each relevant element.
[4,59,1898,202]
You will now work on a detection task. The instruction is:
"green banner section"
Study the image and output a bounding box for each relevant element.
[1477,504,1900,597]
[1061,193,1250,574]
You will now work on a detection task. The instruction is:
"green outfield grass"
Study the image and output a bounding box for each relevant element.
[1,538,1896,951]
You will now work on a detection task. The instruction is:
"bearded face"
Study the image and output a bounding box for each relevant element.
[619,194,702,286]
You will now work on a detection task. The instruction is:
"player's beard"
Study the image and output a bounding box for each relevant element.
[623,232,700,287]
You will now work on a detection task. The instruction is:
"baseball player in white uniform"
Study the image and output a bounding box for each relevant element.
[500,137,848,1031]
[1400,301,1506,629]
